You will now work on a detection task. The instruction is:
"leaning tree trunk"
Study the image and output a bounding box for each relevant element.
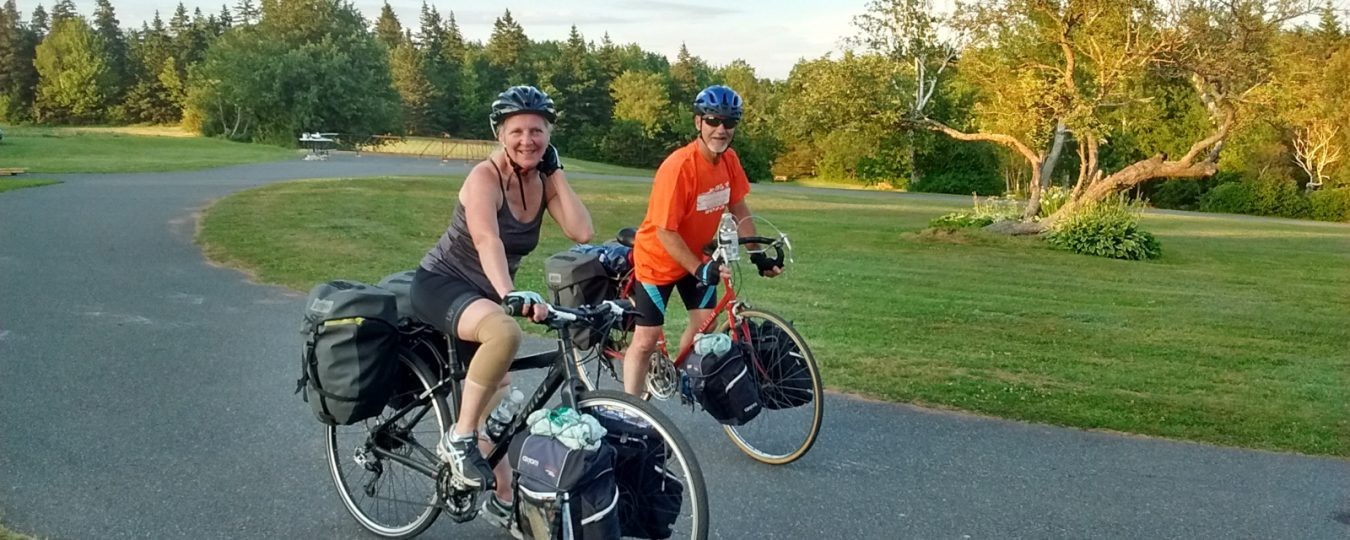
[1026,120,1070,220]
[1045,114,1234,224]
[915,118,1049,235]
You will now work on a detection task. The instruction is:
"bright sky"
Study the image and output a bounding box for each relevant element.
[58,0,875,80]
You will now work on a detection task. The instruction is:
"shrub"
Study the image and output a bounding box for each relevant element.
[929,194,1023,229]
[1038,185,1070,217]
[1149,180,1207,210]
[1046,198,1161,260]
[1308,188,1350,222]
[1200,181,1257,214]
[912,171,1004,195]
[930,212,995,229]
[1250,178,1311,218]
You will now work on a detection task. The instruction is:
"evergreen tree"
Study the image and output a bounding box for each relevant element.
[123,11,180,123]
[390,36,434,134]
[217,4,233,30]
[233,0,258,26]
[50,0,75,24]
[485,9,530,88]
[29,4,48,37]
[0,0,37,120]
[374,1,400,50]
[550,25,609,137]
[415,2,450,131]
[92,0,129,111]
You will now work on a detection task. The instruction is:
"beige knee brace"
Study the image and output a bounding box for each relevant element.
[465,310,522,389]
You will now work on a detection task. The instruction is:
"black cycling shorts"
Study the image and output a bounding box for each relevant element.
[410,267,488,338]
[630,273,718,327]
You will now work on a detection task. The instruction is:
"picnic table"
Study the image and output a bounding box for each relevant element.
[299,132,338,160]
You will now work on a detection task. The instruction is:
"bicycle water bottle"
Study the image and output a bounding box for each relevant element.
[718,212,739,262]
[485,387,525,441]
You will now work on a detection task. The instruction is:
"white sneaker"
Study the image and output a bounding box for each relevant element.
[481,494,523,539]
[438,431,494,490]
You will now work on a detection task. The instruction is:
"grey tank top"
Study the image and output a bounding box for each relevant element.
[420,166,546,301]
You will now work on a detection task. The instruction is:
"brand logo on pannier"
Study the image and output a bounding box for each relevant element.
[309,298,334,313]
[548,272,562,284]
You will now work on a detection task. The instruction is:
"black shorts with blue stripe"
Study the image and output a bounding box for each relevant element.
[630,273,718,327]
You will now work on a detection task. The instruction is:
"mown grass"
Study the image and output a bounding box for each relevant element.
[0,514,34,540]
[357,135,656,178]
[0,178,58,193]
[0,125,295,173]
[198,176,1350,456]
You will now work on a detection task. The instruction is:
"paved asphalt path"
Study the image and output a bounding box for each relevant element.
[1,154,1347,539]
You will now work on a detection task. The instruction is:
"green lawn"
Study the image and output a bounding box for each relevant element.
[0,125,296,173]
[198,176,1350,456]
[355,135,655,177]
[0,178,58,193]
[563,158,654,178]
[0,518,33,540]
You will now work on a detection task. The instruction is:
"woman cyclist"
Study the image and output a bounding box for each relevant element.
[409,85,593,530]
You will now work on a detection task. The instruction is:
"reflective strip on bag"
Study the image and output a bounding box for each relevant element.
[322,317,365,327]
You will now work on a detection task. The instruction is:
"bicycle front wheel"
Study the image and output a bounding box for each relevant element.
[577,390,710,540]
[718,309,824,465]
[326,349,450,538]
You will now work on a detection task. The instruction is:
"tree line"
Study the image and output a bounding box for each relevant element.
[0,0,1346,220]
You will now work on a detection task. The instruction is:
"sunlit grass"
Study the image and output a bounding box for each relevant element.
[0,125,295,173]
[199,176,1350,456]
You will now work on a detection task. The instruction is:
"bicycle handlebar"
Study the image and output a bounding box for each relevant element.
[503,297,634,332]
[720,234,792,272]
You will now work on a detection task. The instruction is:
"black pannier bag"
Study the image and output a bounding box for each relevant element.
[590,408,683,539]
[510,431,621,539]
[685,343,762,426]
[374,269,423,410]
[544,250,613,349]
[748,321,814,410]
[296,280,400,425]
[375,269,417,324]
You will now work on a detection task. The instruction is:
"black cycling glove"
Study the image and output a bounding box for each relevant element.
[538,144,564,176]
[750,252,780,276]
[693,260,723,286]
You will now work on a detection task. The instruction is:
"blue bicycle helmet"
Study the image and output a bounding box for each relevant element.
[490,85,557,134]
[693,85,743,119]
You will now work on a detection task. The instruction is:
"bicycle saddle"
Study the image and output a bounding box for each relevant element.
[615,227,636,248]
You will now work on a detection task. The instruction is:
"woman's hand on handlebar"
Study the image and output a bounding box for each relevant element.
[502,290,550,322]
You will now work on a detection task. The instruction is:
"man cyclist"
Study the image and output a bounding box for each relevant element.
[622,84,783,396]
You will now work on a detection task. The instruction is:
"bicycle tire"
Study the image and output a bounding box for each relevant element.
[326,348,451,538]
[572,319,638,393]
[576,390,710,540]
[717,309,824,465]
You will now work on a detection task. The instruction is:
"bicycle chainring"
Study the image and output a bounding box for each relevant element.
[645,350,677,400]
[435,466,480,523]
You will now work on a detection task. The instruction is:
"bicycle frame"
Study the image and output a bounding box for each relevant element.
[363,322,595,478]
[605,273,749,371]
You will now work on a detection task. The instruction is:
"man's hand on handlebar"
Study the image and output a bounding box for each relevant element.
[750,251,784,277]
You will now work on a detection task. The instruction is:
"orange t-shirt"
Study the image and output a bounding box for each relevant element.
[634,140,751,285]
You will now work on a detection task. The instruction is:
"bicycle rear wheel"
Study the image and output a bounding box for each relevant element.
[577,390,709,540]
[718,309,824,465]
[326,349,450,538]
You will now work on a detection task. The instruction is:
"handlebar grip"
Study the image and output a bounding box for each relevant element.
[502,296,526,317]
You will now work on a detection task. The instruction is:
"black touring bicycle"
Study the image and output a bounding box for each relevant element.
[298,272,709,539]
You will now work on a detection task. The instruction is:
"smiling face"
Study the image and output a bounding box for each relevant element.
[696,115,736,155]
[497,113,552,168]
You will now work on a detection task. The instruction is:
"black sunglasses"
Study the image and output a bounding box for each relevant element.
[701,116,740,129]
